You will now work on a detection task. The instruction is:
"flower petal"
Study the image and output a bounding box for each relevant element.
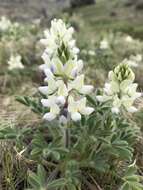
[71,112,81,121]
[127,106,138,113]
[80,107,94,115]
[39,86,49,95]
[111,107,120,114]
[43,112,56,121]
[41,99,50,107]
[80,85,94,94]
[56,96,66,105]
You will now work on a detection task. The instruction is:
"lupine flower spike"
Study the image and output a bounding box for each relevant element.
[8,54,24,70]
[39,19,94,122]
[0,16,12,32]
[97,63,141,113]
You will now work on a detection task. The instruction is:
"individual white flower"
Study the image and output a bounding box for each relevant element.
[8,54,24,70]
[100,39,109,49]
[39,69,69,100]
[88,50,95,56]
[0,16,12,32]
[39,69,58,95]
[123,59,138,68]
[69,74,93,94]
[132,54,142,62]
[41,96,60,121]
[97,63,141,113]
[82,49,88,55]
[68,96,94,121]
[122,54,142,68]
[57,80,68,97]
[70,59,83,78]
[111,107,120,114]
[13,22,20,28]
[125,35,134,43]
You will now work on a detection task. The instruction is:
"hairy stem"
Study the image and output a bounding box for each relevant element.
[64,127,70,148]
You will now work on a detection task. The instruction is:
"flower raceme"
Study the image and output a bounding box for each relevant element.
[99,38,109,50]
[122,54,142,68]
[8,54,24,70]
[39,19,80,76]
[0,16,12,32]
[39,19,94,122]
[96,63,141,114]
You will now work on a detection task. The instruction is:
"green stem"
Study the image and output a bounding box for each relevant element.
[64,127,70,148]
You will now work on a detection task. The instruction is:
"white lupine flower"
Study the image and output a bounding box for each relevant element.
[111,107,120,114]
[41,54,83,79]
[8,54,24,70]
[68,96,94,121]
[131,54,142,62]
[122,54,142,68]
[97,63,141,113]
[56,96,66,105]
[88,50,95,56]
[39,19,94,122]
[125,35,134,43]
[100,39,109,49]
[69,74,93,94]
[0,16,12,32]
[57,80,68,97]
[39,69,58,95]
[123,59,138,68]
[39,19,82,79]
[41,96,60,121]
[40,19,78,61]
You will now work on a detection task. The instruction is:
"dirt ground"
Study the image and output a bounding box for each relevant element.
[0,0,70,22]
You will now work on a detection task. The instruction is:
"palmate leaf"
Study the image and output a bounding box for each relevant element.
[37,165,47,186]
[65,184,77,190]
[47,178,67,189]
[16,96,48,114]
[86,95,97,107]
[120,180,143,190]
[64,160,81,187]
[101,133,133,161]
[30,132,48,158]
[0,127,17,139]
[120,162,143,190]
[0,125,32,141]
[28,171,42,189]
[27,165,47,190]
[43,143,69,161]
[27,165,67,190]
[111,138,133,161]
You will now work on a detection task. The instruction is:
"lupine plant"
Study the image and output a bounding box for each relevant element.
[0,19,143,190]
